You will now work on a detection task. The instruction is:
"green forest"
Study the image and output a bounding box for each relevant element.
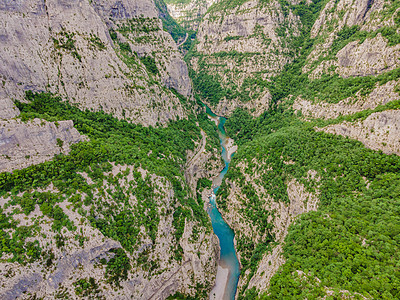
[1,0,400,298]
[220,106,400,299]
[0,92,219,289]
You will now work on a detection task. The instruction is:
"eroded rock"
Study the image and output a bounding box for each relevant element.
[0,118,86,172]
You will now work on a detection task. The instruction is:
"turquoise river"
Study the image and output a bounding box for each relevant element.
[206,106,240,300]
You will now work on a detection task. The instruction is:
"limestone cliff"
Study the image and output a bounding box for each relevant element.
[216,158,320,295]
[187,0,301,116]
[0,97,20,120]
[0,0,192,126]
[318,110,400,155]
[303,0,399,78]
[164,0,218,30]
[0,119,86,173]
[0,164,219,299]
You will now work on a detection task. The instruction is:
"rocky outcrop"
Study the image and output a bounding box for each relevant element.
[219,160,320,294]
[210,90,271,118]
[93,0,192,98]
[165,0,218,30]
[185,129,223,194]
[246,177,319,293]
[304,0,397,78]
[0,164,219,299]
[318,110,400,155]
[1,239,121,300]
[308,34,400,79]
[0,96,19,120]
[336,34,400,77]
[293,80,400,120]
[0,0,191,126]
[0,118,86,172]
[188,0,300,116]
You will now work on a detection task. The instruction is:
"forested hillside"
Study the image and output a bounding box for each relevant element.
[0,0,224,298]
[0,91,222,298]
[1,0,400,298]
[207,0,400,298]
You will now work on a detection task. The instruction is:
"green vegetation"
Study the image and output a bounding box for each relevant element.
[164,0,191,4]
[105,248,131,287]
[211,0,400,296]
[313,99,400,128]
[0,91,219,275]
[117,18,160,34]
[222,106,400,298]
[87,33,106,51]
[154,0,188,42]
[0,208,41,263]
[52,30,81,61]
[73,277,102,298]
[140,55,159,75]
[189,0,400,109]
[264,173,400,299]
[208,0,251,15]
[224,35,242,42]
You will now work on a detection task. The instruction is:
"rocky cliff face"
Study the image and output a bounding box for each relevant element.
[164,0,218,30]
[0,164,219,299]
[1,0,400,298]
[186,0,400,297]
[246,176,319,293]
[318,110,400,155]
[0,1,222,299]
[93,0,192,98]
[303,0,398,78]
[0,97,20,120]
[187,0,301,116]
[0,0,192,126]
[216,158,320,295]
[0,119,86,173]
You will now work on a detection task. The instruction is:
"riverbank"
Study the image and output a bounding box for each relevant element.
[225,137,237,162]
[210,260,230,300]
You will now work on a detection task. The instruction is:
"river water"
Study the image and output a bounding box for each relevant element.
[206,107,240,300]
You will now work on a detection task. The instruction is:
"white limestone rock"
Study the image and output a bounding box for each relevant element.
[0,118,86,172]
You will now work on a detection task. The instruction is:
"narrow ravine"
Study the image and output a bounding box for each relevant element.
[205,106,240,300]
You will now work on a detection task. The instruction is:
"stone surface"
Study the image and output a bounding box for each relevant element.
[0,0,191,126]
[188,0,300,116]
[293,80,400,120]
[246,177,319,293]
[165,0,218,30]
[0,118,85,172]
[219,160,320,293]
[185,129,223,194]
[304,0,396,78]
[308,34,400,79]
[0,163,220,299]
[318,110,400,155]
[0,97,19,120]
[93,0,193,98]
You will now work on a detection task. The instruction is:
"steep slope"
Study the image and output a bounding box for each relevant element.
[0,0,192,126]
[2,0,400,298]
[186,0,302,116]
[164,0,219,30]
[0,93,222,299]
[0,1,226,298]
[222,113,400,298]
[181,0,400,298]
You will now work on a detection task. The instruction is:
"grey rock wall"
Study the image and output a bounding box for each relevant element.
[0,0,191,126]
[0,118,85,172]
[0,97,20,120]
